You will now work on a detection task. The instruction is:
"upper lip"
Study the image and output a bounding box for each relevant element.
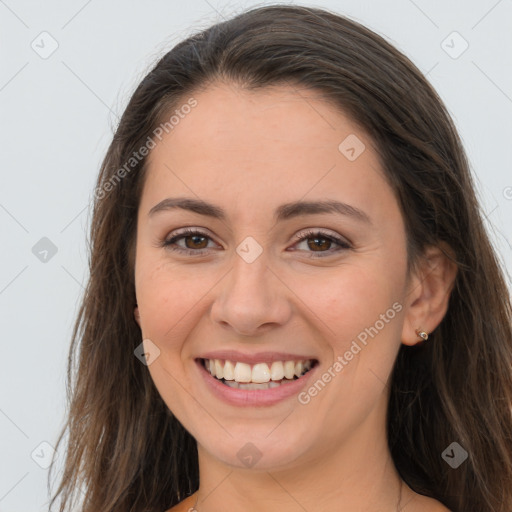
[197,350,318,365]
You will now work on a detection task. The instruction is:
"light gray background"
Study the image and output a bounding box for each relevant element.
[1,1,511,510]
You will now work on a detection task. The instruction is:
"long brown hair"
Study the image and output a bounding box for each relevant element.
[48,5,512,511]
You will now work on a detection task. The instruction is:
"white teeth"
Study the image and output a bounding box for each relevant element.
[270,361,284,380]
[239,382,261,390]
[223,360,235,380]
[204,358,315,384]
[251,363,271,383]
[214,360,224,379]
[234,362,252,383]
[224,380,289,390]
[283,361,295,379]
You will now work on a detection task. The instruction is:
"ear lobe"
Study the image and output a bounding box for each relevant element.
[134,305,141,326]
[401,243,458,346]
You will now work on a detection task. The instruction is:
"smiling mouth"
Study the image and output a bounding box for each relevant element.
[200,357,319,390]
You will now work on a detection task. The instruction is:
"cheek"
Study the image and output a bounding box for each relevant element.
[134,255,210,416]
[134,253,214,347]
[295,263,403,344]
[295,266,405,431]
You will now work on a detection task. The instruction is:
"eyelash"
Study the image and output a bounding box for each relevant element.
[161,228,352,258]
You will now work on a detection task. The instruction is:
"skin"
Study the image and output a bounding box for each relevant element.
[133,82,456,511]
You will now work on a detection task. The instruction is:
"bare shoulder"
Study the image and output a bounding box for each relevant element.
[403,491,452,511]
[163,488,451,512]
[164,492,198,512]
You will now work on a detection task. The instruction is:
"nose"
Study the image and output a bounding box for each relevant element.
[210,252,292,337]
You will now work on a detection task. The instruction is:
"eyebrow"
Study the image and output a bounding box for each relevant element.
[148,197,372,225]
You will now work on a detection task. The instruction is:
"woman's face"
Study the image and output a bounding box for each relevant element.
[134,83,414,471]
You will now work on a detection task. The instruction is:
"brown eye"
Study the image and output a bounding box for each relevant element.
[163,229,216,255]
[292,229,351,258]
[306,236,332,251]
[182,234,208,249]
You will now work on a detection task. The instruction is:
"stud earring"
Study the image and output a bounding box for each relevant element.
[415,329,429,342]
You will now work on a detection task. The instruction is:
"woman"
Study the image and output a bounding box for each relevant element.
[48,5,512,512]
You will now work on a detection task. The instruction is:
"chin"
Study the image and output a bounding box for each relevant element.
[197,428,312,471]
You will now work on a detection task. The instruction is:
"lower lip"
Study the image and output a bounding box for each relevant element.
[195,359,318,407]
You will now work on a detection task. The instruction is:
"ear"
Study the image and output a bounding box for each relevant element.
[401,243,458,346]
[134,305,141,327]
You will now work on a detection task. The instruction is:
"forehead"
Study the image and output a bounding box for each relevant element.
[141,83,395,225]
